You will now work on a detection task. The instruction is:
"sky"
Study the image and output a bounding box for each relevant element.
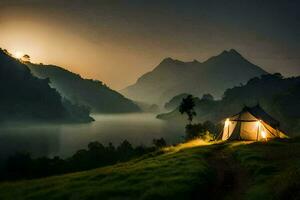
[0,0,299,90]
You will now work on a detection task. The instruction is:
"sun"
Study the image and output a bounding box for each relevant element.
[14,51,24,59]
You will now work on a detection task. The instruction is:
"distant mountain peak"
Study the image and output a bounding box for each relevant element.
[205,49,246,64]
[160,57,184,65]
[122,49,267,104]
[219,49,242,57]
[162,57,174,62]
[189,59,200,64]
[228,48,240,54]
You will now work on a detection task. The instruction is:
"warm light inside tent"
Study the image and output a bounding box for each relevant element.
[261,130,267,139]
[221,107,288,141]
[256,120,261,127]
[225,118,230,127]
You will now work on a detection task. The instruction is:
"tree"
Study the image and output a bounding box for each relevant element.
[152,138,167,148]
[185,122,217,141]
[22,54,30,62]
[179,95,196,124]
[185,123,205,140]
[88,141,105,152]
[117,140,134,160]
[201,93,214,101]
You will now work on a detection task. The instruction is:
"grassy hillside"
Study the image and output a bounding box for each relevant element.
[0,139,299,200]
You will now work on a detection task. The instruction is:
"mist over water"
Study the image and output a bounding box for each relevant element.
[0,114,184,160]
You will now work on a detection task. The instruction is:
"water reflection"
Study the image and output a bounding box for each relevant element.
[0,114,184,160]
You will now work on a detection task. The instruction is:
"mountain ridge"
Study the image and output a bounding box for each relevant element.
[121,49,267,104]
[0,49,93,123]
[28,63,141,113]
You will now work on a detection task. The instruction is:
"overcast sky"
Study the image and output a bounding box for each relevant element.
[0,0,299,89]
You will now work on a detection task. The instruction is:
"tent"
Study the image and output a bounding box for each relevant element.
[220,105,288,141]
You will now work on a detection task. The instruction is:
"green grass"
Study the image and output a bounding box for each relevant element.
[0,141,215,200]
[229,138,300,200]
[0,139,300,200]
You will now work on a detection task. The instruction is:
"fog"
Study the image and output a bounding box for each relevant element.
[0,114,184,161]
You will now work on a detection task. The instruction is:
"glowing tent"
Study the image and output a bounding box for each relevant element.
[220,105,288,141]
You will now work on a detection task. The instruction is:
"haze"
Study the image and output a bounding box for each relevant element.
[0,0,299,90]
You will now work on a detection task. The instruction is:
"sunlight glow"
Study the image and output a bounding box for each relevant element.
[14,51,24,59]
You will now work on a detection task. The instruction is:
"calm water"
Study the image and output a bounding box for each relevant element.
[0,114,184,160]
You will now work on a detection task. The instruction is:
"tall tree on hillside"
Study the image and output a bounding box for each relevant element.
[22,54,30,62]
[179,95,196,124]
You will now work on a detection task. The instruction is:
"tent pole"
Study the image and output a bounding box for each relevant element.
[239,113,242,140]
[238,113,242,140]
[256,122,260,141]
[227,123,229,139]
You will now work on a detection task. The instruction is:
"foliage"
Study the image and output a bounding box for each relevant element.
[0,49,93,123]
[0,139,213,200]
[0,139,300,199]
[62,98,93,122]
[201,93,214,101]
[165,93,190,110]
[185,121,217,141]
[0,50,63,121]
[152,138,167,148]
[22,54,30,62]
[179,95,196,124]
[28,63,141,113]
[159,73,300,136]
[221,73,300,135]
[0,139,161,181]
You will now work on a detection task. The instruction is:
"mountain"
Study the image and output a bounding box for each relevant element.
[121,49,267,105]
[0,49,93,123]
[27,63,141,113]
[157,73,300,136]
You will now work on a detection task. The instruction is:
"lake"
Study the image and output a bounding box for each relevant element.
[0,114,185,160]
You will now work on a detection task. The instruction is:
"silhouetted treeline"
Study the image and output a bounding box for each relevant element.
[159,73,300,136]
[221,73,300,134]
[0,48,93,123]
[0,138,167,181]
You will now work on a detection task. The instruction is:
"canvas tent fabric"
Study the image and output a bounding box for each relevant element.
[221,105,288,141]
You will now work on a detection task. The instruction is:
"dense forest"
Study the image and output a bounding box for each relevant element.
[158,73,300,136]
[0,49,93,123]
[28,63,141,113]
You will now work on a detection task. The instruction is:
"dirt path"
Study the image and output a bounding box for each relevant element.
[206,144,251,200]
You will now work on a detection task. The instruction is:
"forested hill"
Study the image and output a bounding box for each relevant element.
[158,73,300,136]
[28,63,141,113]
[0,49,93,123]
